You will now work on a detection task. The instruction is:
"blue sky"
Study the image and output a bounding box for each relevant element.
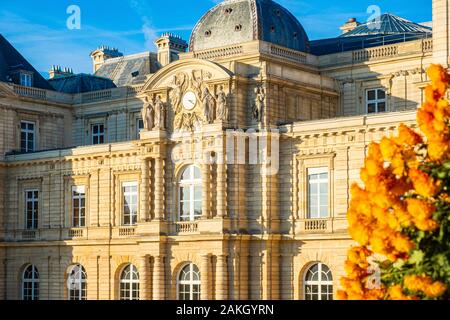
[0,0,432,75]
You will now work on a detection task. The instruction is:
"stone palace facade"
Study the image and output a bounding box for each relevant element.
[0,0,448,300]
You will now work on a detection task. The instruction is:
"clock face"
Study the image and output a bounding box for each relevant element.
[182,91,197,110]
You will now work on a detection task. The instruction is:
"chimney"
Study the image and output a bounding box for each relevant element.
[340,18,360,34]
[154,33,188,67]
[90,46,123,73]
[49,65,74,79]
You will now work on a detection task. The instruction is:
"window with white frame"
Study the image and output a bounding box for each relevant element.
[25,190,39,230]
[20,73,33,87]
[307,167,329,219]
[20,121,36,153]
[67,264,87,300]
[120,264,140,300]
[22,265,39,301]
[366,88,386,114]
[179,166,202,222]
[177,263,201,300]
[91,123,105,145]
[72,186,86,228]
[136,118,144,139]
[304,263,333,300]
[123,182,138,226]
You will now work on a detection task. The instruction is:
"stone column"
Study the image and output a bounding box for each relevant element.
[154,158,164,220]
[239,254,249,300]
[216,163,227,217]
[201,164,210,219]
[215,254,228,300]
[200,254,211,300]
[86,256,99,300]
[433,0,450,67]
[138,255,151,300]
[140,158,149,222]
[152,255,165,300]
[249,253,262,300]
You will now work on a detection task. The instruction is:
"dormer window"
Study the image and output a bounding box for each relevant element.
[20,73,33,87]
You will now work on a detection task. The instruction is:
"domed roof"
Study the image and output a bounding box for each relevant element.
[340,13,432,37]
[189,0,309,52]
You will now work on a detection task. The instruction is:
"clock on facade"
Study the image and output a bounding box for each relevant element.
[182,91,197,110]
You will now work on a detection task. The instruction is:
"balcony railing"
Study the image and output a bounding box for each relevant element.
[119,226,136,236]
[304,219,328,232]
[21,230,37,240]
[68,228,84,238]
[175,221,199,234]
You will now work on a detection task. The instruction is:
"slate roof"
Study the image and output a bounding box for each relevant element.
[0,34,53,90]
[310,33,430,56]
[340,13,432,37]
[48,74,116,94]
[311,13,432,56]
[189,0,309,53]
[94,52,160,87]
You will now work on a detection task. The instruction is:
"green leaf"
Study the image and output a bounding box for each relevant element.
[393,259,406,269]
[408,250,425,265]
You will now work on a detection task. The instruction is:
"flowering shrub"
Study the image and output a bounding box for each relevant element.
[338,65,450,300]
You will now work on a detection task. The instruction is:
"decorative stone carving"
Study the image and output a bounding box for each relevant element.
[191,70,212,99]
[141,96,155,130]
[154,95,166,130]
[215,85,228,122]
[202,87,215,124]
[252,85,265,123]
[169,72,188,114]
[171,69,215,131]
[174,112,202,131]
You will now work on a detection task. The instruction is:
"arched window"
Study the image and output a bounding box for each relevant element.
[179,166,202,221]
[177,263,201,300]
[67,264,87,300]
[120,264,140,300]
[22,265,39,300]
[304,263,333,300]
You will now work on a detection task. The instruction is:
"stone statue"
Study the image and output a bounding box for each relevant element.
[252,86,265,123]
[202,87,215,124]
[141,96,154,130]
[169,73,186,114]
[216,86,228,122]
[154,95,166,129]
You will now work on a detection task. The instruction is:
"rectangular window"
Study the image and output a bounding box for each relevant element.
[122,182,138,226]
[20,73,32,87]
[72,186,86,228]
[91,123,105,145]
[308,167,329,219]
[366,88,386,114]
[20,121,35,153]
[136,118,144,139]
[25,190,39,230]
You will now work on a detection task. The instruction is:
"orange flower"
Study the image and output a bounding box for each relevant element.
[380,137,398,160]
[428,139,449,161]
[406,198,435,220]
[395,124,423,146]
[408,168,440,198]
[404,275,447,298]
[336,290,348,300]
[427,64,448,83]
[365,158,383,176]
[388,285,416,300]
[391,233,414,254]
[349,224,371,246]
